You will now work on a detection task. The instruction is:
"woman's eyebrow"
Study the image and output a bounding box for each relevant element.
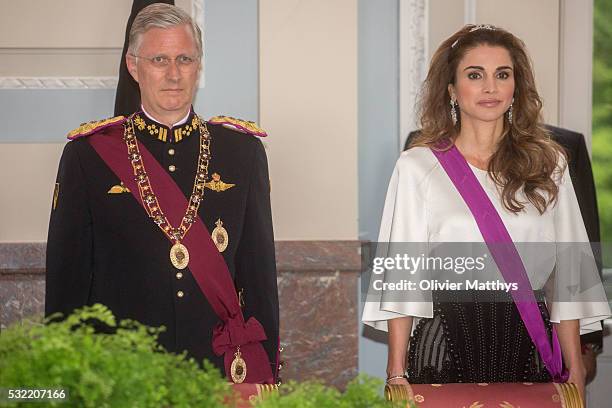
[463,65,514,71]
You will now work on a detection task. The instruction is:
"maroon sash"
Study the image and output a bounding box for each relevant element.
[88,124,274,384]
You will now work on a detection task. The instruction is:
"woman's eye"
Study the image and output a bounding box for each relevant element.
[497,71,510,79]
[467,72,481,80]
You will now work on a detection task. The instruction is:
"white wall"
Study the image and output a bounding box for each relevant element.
[259,0,359,240]
[428,0,560,124]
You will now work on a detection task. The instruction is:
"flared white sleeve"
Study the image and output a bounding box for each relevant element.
[361,155,434,332]
[547,164,611,334]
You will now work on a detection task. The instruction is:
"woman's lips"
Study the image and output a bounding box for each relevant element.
[477,99,502,108]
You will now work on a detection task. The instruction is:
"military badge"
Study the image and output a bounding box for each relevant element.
[212,218,229,253]
[204,173,235,192]
[67,115,126,140]
[170,242,190,270]
[208,115,268,137]
[230,346,247,383]
[107,182,131,194]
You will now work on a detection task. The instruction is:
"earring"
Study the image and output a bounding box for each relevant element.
[507,98,514,125]
[450,99,458,125]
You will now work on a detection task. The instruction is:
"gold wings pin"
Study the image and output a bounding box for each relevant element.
[205,173,235,192]
[107,182,131,194]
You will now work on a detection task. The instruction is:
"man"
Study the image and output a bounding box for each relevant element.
[45,4,279,385]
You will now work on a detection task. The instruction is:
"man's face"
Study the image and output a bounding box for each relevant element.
[127,24,200,119]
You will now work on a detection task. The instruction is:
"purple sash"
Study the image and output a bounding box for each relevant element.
[431,143,568,382]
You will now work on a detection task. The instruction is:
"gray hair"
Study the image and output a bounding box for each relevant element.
[128,3,203,56]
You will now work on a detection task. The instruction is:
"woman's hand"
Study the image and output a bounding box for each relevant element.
[567,365,586,405]
[387,316,413,386]
[556,320,586,405]
[582,344,597,384]
[386,375,410,386]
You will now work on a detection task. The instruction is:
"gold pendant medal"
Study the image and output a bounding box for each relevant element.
[230,347,247,383]
[212,219,229,253]
[122,114,212,273]
[170,242,190,269]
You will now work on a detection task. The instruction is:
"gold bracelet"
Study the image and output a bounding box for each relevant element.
[386,374,408,383]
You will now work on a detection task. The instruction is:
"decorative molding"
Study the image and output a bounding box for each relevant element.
[0,47,121,55]
[0,47,121,90]
[464,0,477,24]
[0,2,207,91]
[0,0,207,91]
[558,0,593,153]
[192,0,205,38]
[192,0,206,89]
[0,77,118,90]
[399,0,428,150]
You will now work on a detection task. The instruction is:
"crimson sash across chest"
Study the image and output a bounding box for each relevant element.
[88,124,274,384]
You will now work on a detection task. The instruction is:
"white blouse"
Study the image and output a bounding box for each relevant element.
[362,146,611,334]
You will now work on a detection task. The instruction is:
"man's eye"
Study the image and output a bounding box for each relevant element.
[467,72,481,80]
[152,56,167,64]
[178,55,194,64]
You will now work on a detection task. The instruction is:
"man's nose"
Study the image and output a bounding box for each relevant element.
[165,60,182,80]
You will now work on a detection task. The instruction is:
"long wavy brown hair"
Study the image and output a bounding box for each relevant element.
[411,25,565,214]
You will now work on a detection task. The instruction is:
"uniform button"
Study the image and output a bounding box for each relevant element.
[169,165,176,172]
[177,290,184,298]
[168,148,175,156]
[176,272,183,279]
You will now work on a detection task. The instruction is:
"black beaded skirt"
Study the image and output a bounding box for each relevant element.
[407,290,553,384]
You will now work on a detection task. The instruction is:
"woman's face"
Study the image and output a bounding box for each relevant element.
[449,44,515,125]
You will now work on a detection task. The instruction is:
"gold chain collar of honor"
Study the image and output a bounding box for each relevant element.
[123,113,211,270]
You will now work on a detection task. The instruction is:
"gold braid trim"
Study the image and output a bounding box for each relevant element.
[208,115,267,137]
[67,116,126,140]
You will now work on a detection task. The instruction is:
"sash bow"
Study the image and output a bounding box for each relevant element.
[212,316,268,355]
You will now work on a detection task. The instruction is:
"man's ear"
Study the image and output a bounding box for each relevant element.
[126,53,139,83]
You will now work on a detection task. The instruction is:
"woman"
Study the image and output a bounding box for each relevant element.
[362,24,610,399]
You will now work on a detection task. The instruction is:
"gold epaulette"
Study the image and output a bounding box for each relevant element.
[67,116,126,140]
[208,115,267,137]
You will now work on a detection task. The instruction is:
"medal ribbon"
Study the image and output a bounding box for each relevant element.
[88,124,274,384]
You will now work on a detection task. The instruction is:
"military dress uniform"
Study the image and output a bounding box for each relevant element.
[45,110,279,379]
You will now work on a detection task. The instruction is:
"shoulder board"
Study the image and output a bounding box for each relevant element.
[208,115,267,137]
[67,116,126,140]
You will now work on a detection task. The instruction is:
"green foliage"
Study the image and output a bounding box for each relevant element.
[1,305,399,407]
[593,127,612,265]
[0,304,231,408]
[594,0,612,261]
